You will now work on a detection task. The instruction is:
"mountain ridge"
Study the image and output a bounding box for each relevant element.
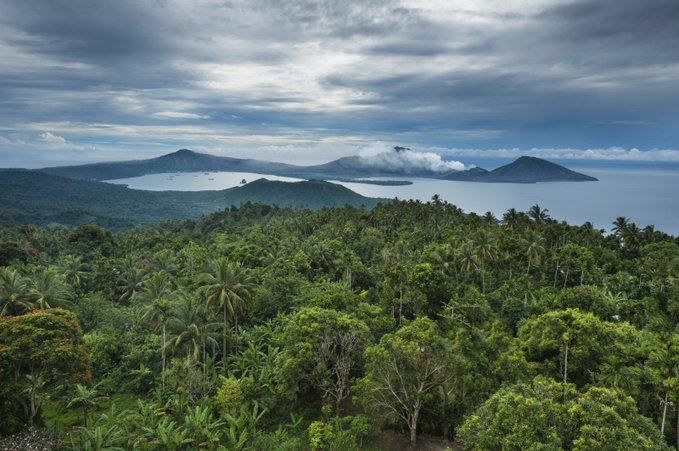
[35,149,596,183]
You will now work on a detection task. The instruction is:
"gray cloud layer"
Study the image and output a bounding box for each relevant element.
[0,0,678,166]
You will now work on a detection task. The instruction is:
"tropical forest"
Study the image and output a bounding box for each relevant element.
[1,199,678,450]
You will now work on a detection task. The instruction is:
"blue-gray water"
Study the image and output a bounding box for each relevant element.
[108,167,679,235]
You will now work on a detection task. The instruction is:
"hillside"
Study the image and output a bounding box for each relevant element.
[0,170,385,229]
[40,149,299,181]
[441,156,597,183]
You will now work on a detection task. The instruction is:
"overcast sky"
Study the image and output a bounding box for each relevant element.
[1,0,678,167]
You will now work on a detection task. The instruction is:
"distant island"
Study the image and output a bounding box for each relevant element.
[441,156,598,183]
[37,148,596,184]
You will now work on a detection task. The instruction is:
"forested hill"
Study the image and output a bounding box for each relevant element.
[0,198,677,449]
[442,156,598,182]
[0,170,385,229]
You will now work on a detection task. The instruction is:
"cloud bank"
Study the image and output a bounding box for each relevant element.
[437,147,679,162]
[358,142,466,172]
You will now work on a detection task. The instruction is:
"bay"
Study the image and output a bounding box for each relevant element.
[107,167,679,234]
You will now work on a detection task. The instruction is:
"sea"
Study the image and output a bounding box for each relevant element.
[106,166,679,235]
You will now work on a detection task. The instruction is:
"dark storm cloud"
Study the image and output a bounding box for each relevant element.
[0,0,678,166]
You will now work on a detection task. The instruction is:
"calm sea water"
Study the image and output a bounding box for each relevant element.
[107,167,679,234]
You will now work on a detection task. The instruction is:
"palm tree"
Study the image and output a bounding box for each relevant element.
[152,249,178,275]
[612,216,630,237]
[141,298,173,390]
[138,271,178,390]
[502,208,521,230]
[167,296,205,365]
[528,204,550,224]
[482,211,497,225]
[457,242,478,281]
[117,268,146,304]
[525,230,545,275]
[474,230,497,293]
[30,266,73,309]
[0,267,33,316]
[60,255,90,288]
[67,383,108,428]
[431,243,458,284]
[622,222,642,249]
[200,258,254,363]
[642,225,656,244]
[167,296,220,375]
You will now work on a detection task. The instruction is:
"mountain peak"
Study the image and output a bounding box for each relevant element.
[163,149,200,158]
[441,156,596,183]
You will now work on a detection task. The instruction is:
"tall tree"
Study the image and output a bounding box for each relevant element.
[278,307,370,413]
[200,258,254,363]
[474,229,497,293]
[30,266,73,310]
[0,309,89,426]
[528,204,550,224]
[0,267,32,316]
[524,229,545,275]
[355,317,457,444]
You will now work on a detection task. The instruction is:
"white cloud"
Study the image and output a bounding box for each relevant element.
[152,111,211,120]
[436,146,679,162]
[358,142,467,172]
[40,131,67,144]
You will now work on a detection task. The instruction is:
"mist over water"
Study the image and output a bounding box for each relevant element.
[107,166,679,235]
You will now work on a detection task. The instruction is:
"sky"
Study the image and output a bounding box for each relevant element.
[1,0,678,168]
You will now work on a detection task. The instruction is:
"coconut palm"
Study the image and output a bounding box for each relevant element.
[60,255,90,288]
[200,258,254,363]
[67,383,108,428]
[0,267,33,316]
[166,296,220,373]
[167,296,205,364]
[117,268,146,304]
[502,208,521,230]
[152,249,179,275]
[612,216,630,237]
[138,271,178,390]
[30,266,73,309]
[474,230,497,293]
[525,230,545,275]
[622,222,642,249]
[528,204,550,224]
[457,241,478,281]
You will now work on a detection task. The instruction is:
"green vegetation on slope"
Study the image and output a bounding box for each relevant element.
[0,170,385,229]
[0,200,677,450]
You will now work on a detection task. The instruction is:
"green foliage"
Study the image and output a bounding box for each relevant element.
[278,307,370,411]
[0,197,677,448]
[307,415,374,451]
[355,317,458,444]
[517,308,643,386]
[0,308,90,426]
[215,376,244,419]
[458,376,670,450]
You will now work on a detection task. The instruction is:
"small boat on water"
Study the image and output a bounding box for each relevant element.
[208,178,214,180]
